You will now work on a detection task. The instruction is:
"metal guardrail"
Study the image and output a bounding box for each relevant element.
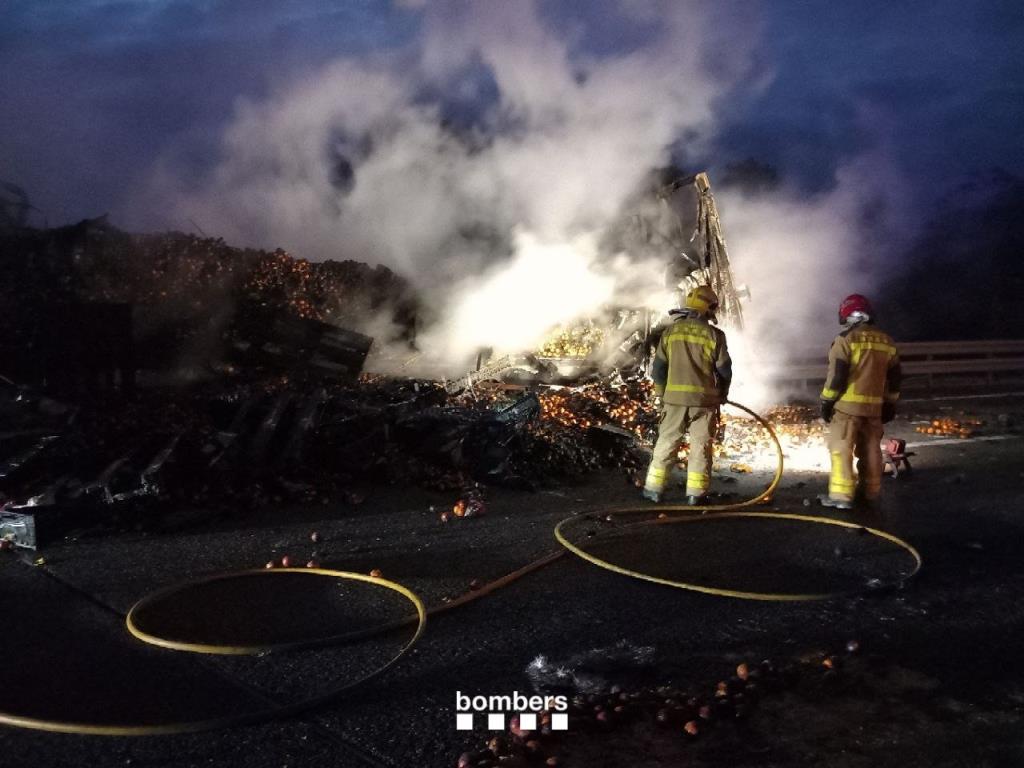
[771,340,1024,390]
[403,340,1024,393]
[898,340,1024,356]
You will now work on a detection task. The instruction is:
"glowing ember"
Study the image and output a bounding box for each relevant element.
[534,383,828,474]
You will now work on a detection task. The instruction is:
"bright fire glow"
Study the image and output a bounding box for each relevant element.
[719,330,775,412]
[432,230,616,357]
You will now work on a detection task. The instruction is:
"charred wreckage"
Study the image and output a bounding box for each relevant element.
[0,173,750,549]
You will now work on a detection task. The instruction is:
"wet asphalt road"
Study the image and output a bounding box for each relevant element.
[1,393,1023,767]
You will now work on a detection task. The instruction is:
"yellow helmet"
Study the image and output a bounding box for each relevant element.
[684,284,720,316]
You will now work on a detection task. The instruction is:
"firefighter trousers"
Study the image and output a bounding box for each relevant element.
[644,404,716,497]
[827,411,884,502]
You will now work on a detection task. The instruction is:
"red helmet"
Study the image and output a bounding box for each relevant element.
[838,294,873,325]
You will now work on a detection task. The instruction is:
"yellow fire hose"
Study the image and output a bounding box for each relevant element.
[0,558,571,736]
[0,570,426,736]
[0,400,920,736]
[554,400,923,600]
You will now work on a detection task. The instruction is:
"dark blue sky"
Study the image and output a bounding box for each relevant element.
[725,2,1024,193]
[1,0,1021,229]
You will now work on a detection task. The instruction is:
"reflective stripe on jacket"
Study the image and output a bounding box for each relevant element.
[652,313,731,407]
[820,324,901,417]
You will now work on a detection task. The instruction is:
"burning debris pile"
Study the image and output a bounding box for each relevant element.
[241,247,415,330]
[0,374,632,546]
[0,219,415,386]
[0,216,812,547]
[391,374,659,490]
[0,352,836,550]
[76,221,410,329]
[0,367,816,548]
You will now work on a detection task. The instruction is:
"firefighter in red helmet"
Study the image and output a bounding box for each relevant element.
[819,294,901,509]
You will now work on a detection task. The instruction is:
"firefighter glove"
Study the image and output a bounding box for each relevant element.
[881,402,896,423]
[820,399,835,423]
[653,395,664,415]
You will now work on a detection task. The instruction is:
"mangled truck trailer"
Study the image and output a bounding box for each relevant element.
[448,172,748,392]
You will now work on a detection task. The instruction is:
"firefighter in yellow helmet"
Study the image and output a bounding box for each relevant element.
[642,285,732,504]
[819,294,901,510]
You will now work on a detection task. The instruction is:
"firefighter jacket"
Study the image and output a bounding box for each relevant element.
[652,311,732,407]
[820,323,901,417]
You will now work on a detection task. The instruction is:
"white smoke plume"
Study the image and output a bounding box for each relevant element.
[721,150,912,405]
[149,0,906,397]
[150,1,759,367]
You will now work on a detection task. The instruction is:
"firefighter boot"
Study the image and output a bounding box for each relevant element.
[641,488,661,503]
[817,494,853,510]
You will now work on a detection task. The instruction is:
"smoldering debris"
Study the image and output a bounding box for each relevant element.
[0,218,414,391]
[222,309,373,381]
[0,217,816,549]
[0,219,665,550]
[0,359,830,548]
[0,370,659,547]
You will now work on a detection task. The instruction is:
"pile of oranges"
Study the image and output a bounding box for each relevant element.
[915,417,982,438]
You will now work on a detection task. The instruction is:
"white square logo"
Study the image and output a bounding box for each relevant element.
[487,713,505,730]
[519,713,537,730]
[455,713,474,731]
[551,713,568,731]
